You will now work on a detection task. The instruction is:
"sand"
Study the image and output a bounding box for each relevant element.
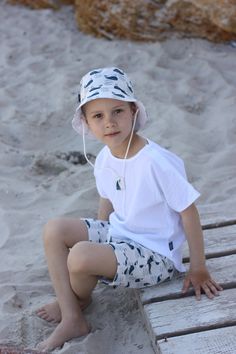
[0,2,236,353]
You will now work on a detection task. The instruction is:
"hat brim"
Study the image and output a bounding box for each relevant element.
[72,99,148,139]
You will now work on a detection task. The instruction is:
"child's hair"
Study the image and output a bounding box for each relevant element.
[81,101,137,118]
[72,67,148,138]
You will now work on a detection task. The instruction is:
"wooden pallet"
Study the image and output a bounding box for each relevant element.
[0,346,45,354]
[135,204,236,354]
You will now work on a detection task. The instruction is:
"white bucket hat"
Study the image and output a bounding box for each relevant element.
[72,67,148,137]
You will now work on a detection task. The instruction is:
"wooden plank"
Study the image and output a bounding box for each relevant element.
[158,326,236,354]
[142,288,236,344]
[0,345,45,353]
[198,202,236,227]
[183,224,236,260]
[137,254,236,305]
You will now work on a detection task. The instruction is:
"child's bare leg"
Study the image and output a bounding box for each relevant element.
[36,218,92,351]
[36,218,91,323]
[67,241,117,300]
[38,240,117,351]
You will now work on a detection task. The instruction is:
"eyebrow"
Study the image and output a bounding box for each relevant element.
[88,104,126,115]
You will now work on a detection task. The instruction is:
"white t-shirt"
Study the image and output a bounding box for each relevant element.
[94,139,200,272]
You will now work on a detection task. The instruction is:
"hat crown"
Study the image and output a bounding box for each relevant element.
[79,67,136,106]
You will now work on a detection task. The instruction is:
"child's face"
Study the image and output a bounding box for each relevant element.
[83,98,136,157]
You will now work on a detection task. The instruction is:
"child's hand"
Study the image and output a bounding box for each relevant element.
[182,267,223,300]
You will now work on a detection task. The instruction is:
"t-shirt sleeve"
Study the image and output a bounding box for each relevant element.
[153,157,200,212]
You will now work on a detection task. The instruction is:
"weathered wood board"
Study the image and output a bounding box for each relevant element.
[183,224,236,259]
[198,203,236,227]
[137,205,236,354]
[158,325,236,354]
[137,254,236,305]
[0,346,45,354]
[142,288,236,344]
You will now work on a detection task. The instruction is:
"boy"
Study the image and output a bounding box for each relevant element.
[36,67,222,352]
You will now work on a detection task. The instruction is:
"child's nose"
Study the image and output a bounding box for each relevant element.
[105,114,115,127]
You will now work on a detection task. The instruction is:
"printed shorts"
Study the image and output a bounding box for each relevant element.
[83,218,175,289]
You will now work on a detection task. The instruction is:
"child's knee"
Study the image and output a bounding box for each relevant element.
[43,218,65,244]
[67,241,91,275]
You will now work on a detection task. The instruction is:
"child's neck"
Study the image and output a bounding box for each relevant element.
[110,134,147,159]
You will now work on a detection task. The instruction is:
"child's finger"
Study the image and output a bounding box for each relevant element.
[194,286,201,300]
[181,277,190,293]
[202,283,214,299]
[210,279,224,291]
[207,281,221,296]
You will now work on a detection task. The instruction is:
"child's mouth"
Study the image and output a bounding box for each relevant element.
[105,132,120,137]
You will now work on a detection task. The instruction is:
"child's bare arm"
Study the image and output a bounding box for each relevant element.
[97,197,114,220]
[180,203,223,300]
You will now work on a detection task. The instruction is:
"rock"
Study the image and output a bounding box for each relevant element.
[168,0,236,42]
[74,0,236,42]
[56,151,96,165]
[31,151,96,176]
[7,0,74,10]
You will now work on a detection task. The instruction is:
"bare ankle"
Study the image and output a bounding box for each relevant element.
[37,315,90,352]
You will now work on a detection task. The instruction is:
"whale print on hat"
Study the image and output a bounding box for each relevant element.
[72,67,148,137]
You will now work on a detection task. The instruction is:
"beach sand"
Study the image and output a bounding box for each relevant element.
[0,2,236,353]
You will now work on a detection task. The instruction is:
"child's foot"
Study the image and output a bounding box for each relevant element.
[36,297,92,323]
[36,301,62,323]
[36,316,90,352]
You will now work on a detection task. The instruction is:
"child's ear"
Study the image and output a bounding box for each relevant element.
[130,102,137,115]
[82,114,88,125]
[81,116,91,135]
[81,116,90,132]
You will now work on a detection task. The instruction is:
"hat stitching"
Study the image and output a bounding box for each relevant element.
[112,92,126,99]
[104,75,118,81]
[84,79,93,88]
[113,68,125,75]
[87,92,100,99]
[114,85,129,96]
[90,70,102,75]
[89,85,102,92]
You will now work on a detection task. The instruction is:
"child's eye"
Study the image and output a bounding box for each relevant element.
[114,109,123,114]
[93,113,103,119]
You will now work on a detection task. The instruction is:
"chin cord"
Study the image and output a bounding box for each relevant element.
[124,109,138,159]
[82,122,96,168]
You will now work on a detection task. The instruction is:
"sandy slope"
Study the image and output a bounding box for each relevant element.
[0,2,236,353]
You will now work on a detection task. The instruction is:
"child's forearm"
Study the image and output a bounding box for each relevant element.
[180,203,206,269]
[180,203,223,299]
[97,197,114,220]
